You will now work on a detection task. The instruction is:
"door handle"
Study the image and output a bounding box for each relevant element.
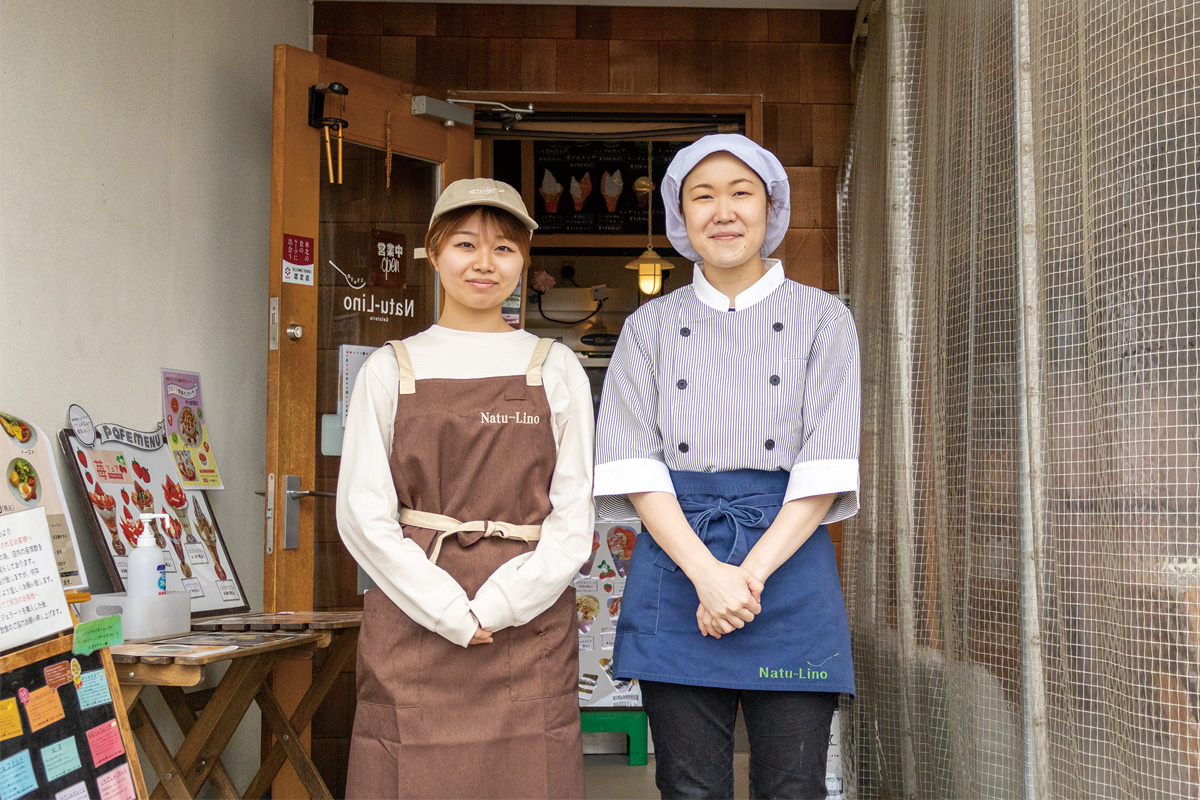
[281,475,333,550]
[286,489,336,499]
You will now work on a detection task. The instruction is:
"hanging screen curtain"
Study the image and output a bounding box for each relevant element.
[840,1,1200,797]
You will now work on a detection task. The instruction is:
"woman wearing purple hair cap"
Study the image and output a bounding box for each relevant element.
[595,134,861,799]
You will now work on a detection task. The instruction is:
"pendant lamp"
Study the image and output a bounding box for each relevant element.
[625,142,668,295]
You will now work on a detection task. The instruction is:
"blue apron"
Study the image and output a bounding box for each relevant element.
[613,469,854,694]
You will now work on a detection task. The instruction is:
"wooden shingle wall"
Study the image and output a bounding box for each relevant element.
[312,2,855,293]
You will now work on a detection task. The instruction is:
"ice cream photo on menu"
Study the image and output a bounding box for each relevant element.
[540,169,564,212]
[570,173,592,210]
[601,169,623,211]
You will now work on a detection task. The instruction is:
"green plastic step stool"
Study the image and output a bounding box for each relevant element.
[580,709,649,766]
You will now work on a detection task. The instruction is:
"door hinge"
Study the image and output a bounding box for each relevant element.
[264,472,275,554]
[269,297,280,351]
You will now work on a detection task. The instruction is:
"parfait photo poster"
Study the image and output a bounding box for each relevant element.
[59,425,248,617]
[161,370,223,489]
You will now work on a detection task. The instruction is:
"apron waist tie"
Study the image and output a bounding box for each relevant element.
[677,498,770,563]
[398,508,542,565]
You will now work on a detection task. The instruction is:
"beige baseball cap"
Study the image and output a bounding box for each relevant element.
[430,178,538,232]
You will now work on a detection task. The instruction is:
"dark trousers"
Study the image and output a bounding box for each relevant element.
[641,680,838,800]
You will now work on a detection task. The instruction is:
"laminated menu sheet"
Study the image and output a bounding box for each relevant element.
[0,412,88,592]
[575,521,642,708]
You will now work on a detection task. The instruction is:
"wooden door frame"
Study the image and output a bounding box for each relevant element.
[451,90,762,140]
[264,44,472,798]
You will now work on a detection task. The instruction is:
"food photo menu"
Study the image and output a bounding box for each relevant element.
[0,412,88,592]
[574,522,642,708]
[59,421,248,617]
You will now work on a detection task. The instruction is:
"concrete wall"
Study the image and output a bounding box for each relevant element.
[0,0,310,790]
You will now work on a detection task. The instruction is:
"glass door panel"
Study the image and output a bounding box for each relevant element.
[313,141,438,612]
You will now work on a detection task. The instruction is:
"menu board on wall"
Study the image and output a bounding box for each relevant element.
[59,426,249,617]
[532,141,688,236]
[0,413,88,592]
[575,522,642,708]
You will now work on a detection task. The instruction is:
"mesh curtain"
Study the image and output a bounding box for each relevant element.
[839,1,1200,797]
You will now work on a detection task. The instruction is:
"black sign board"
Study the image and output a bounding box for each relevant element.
[531,141,688,236]
[0,636,142,800]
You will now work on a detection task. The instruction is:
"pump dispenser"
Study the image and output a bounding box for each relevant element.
[127,514,168,597]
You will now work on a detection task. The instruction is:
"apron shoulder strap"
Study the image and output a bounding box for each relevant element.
[387,340,417,395]
[525,338,555,387]
[523,338,554,388]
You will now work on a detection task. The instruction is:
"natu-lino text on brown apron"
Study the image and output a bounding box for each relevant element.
[346,338,584,800]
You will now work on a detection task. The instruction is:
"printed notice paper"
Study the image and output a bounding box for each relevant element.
[43,661,72,689]
[75,671,112,711]
[84,720,125,769]
[41,736,83,782]
[0,507,72,652]
[0,698,22,742]
[55,781,91,800]
[23,686,65,733]
[72,617,123,657]
[0,749,38,800]
[95,763,134,800]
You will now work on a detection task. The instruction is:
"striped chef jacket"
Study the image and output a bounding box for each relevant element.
[595,260,861,523]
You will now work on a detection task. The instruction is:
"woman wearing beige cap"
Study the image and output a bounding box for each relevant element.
[337,178,594,799]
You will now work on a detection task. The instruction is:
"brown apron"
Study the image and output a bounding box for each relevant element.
[346,338,584,800]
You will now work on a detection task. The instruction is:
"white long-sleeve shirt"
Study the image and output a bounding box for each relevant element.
[337,325,595,647]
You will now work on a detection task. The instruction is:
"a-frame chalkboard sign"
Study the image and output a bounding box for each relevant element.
[0,633,146,800]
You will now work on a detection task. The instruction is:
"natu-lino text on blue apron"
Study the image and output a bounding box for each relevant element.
[613,468,854,694]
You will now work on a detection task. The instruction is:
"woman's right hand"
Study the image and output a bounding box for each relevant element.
[690,560,763,636]
[469,626,494,645]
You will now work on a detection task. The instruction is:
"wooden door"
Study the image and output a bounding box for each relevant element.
[264,44,473,798]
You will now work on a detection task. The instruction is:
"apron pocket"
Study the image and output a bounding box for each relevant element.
[509,590,577,701]
[618,560,664,635]
[356,588,424,708]
[346,701,404,799]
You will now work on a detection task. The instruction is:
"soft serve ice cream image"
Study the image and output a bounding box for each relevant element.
[570,173,592,211]
[193,497,226,580]
[601,169,623,211]
[162,505,193,578]
[162,475,196,543]
[87,484,123,555]
[539,169,565,213]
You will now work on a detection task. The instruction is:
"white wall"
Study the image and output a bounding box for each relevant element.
[0,0,310,791]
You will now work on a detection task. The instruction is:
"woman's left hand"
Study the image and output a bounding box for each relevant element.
[696,595,761,639]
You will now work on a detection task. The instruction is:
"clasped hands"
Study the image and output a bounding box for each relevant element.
[692,560,764,639]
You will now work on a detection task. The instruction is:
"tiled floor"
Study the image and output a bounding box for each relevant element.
[583,753,751,799]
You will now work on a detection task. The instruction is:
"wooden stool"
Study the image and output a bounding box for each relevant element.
[581,709,649,766]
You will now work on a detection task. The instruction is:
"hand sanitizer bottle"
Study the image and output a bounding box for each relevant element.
[128,515,167,597]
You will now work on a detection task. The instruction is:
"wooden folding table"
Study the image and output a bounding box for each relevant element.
[111,611,361,800]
